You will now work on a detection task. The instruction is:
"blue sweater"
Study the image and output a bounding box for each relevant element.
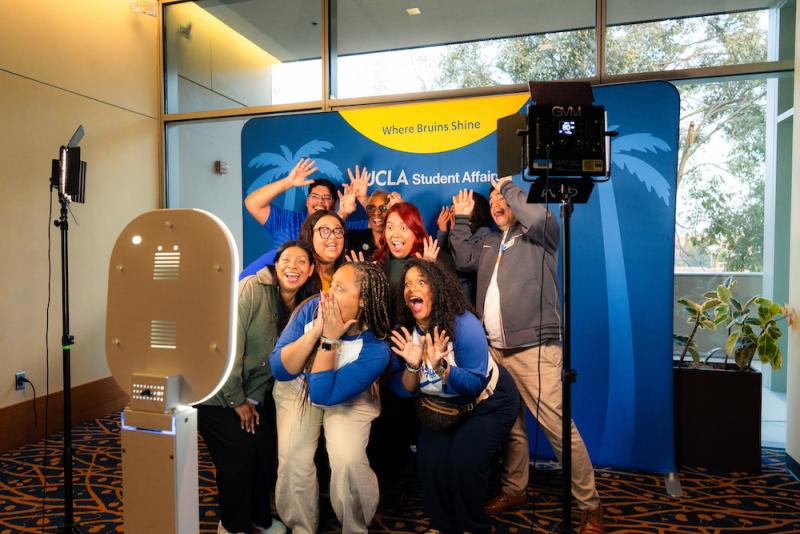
[241,205,369,279]
[388,311,489,404]
[269,297,389,405]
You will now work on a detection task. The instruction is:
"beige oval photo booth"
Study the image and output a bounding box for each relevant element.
[106,209,238,533]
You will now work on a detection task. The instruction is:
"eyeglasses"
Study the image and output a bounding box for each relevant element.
[365,204,389,214]
[309,193,334,202]
[315,226,344,239]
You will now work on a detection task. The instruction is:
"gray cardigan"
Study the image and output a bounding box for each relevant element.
[449,181,562,348]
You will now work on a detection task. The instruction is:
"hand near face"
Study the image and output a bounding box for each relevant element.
[424,326,452,369]
[287,158,318,188]
[452,189,475,217]
[390,326,423,367]
[320,290,357,340]
[415,235,440,262]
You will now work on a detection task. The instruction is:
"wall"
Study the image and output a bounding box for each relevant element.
[0,0,160,419]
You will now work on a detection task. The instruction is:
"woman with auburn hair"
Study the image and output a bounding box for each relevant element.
[198,240,319,534]
[269,261,391,534]
[372,202,441,291]
[298,210,347,291]
[389,258,519,534]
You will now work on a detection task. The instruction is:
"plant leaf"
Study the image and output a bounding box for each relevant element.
[701,298,723,312]
[717,284,731,303]
[725,332,739,357]
[678,297,701,313]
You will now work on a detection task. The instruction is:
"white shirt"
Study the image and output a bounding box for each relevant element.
[483,229,511,348]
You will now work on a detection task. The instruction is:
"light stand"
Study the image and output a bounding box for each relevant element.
[528,177,595,533]
[498,82,614,534]
[49,128,87,534]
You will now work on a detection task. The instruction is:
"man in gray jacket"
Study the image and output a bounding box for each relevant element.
[449,177,604,534]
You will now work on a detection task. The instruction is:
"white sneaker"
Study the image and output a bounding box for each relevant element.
[217,521,247,534]
[253,518,287,534]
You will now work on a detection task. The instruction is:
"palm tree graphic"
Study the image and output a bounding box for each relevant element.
[597,128,672,462]
[246,140,343,207]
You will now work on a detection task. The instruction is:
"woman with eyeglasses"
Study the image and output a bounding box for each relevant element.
[298,210,347,291]
[269,261,391,534]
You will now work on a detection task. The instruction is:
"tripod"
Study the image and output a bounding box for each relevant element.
[50,139,86,534]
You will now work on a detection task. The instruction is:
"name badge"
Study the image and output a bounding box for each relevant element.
[501,238,515,252]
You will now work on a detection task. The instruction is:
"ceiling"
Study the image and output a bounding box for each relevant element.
[195,0,782,62]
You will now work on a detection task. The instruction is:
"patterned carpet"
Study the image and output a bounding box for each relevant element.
[1,413,799,533]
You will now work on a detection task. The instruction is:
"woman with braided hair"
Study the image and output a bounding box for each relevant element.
[389,258,520,534]
[269,261,390,534]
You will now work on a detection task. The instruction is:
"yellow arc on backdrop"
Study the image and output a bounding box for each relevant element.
[338,94,529,154]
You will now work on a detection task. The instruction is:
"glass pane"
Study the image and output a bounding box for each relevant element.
[164,0,321,114]
[606,0,794,75]
[674,77,771,273]
[165,117,248,259]
[334,0,596,99]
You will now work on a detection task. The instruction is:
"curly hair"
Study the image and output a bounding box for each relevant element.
[299,210,346,269]
[372,202,428,265]
[393,258,471,343]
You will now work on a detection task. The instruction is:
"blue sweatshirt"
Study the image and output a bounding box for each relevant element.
[389,311,489,404]
[269,297,389,405]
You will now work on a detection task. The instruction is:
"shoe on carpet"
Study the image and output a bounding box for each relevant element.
[253,518,287,534]
[578,504,605,534]
[483,492,527,514]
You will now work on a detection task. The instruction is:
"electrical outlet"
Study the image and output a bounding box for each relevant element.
[15,372,26,391]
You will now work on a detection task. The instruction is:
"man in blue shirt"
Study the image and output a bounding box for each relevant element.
[241,159,369,278]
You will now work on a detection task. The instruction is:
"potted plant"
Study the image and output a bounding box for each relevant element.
[673,275,787,472]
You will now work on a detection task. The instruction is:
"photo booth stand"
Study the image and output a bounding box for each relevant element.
[106,209,238,533]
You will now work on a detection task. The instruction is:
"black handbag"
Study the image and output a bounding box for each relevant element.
[415,394,475,431]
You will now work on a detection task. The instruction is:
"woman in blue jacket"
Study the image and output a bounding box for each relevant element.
[389,258,520,534]
[269,261,390,534]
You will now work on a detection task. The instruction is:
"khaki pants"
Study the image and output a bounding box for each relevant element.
[491,343,601,510]
[272,380,380,534]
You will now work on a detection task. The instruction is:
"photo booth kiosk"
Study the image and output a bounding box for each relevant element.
[106,209,238,533]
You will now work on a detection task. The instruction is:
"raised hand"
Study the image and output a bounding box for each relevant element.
[346,250,367,263]
[347,165,370,204]
[452,189,475,216]
[415,235,440,262]
[390,327,423,367]
[490,175,513,191]
[436,206,454,232]
[424,326,452,370]
[320,290,357,340]
[286,158,318,188]
[337,183,358,217]
[386,191,403,209]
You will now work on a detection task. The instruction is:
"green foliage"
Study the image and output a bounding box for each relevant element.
[436,11,769,272]
[675,276,787,371]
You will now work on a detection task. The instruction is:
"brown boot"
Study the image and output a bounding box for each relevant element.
[483,492,527,514]
[578,505,605,534]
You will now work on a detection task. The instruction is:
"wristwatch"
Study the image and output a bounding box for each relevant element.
[320,336,341,351]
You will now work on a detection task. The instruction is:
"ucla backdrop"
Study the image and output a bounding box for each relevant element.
[241,81,679,473]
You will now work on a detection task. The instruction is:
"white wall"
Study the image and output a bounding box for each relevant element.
[0,0,160,409]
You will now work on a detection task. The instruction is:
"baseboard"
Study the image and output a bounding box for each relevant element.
[788,451,800,482]
[0,376,128,454]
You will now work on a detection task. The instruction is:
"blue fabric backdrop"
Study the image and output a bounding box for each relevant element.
[241,81,679,472]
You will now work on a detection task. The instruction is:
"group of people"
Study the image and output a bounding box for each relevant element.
[197,158,606,534]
